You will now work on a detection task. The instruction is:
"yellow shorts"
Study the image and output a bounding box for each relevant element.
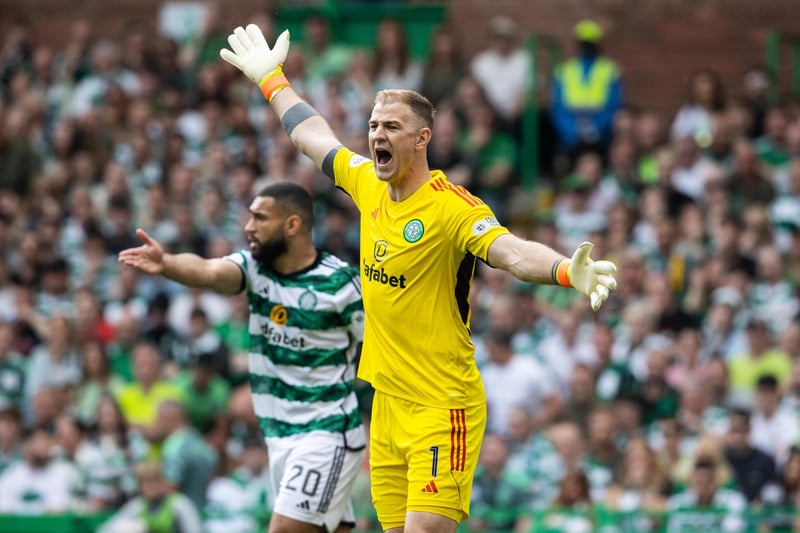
[369,390,486,529]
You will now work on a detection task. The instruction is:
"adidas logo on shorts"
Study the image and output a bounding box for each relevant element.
[297,500,310,510]
[420,481,439,493]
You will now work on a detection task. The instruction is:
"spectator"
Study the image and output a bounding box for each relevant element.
[503,406,561,510]
[670,69,726,145]
[537,312,598,389]
[98,460,202,533]
[468,433,530,532]
[0,425,78,514]
[72,339,125,424]
[172,351,230,434]
[727,318,791,404]
[106,310,143,382]
[0,405,23,473]
[540,470,595,533]
[585,407,622,486]
[480,328,561,437]
[24,313,82,404]
[755,107,790,172]
[666,327,710,390]
[419,25,466,108]
[300,15,353,94]
[672,433,733,492]
[760,446,800,532]
[168,307,229,376]
[157,399,218,509]
[605,437,670,531]
[0,321,25,411]
[0,104,41,198]
[750,245,798,335]
[729,138,776,212]
[548,421,610,503]
[470,15,529,128]
[73,288,115,346]
[87,394,137,508]
[371,19,422,92]
[666,458,747,533]
[558,363,602,435]
[458,97,517,218]
[749,374,799,465]
[203,435,271,533]
[69,39,141,119]
[115,340,183,442]
[550,19,623,162]
[722,408,776,503]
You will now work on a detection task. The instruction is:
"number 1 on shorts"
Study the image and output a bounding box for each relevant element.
[429,446,439,477]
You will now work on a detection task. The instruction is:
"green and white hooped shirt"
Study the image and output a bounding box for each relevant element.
[225,250,365,448]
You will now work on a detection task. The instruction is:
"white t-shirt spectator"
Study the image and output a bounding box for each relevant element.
[0,459,79,514]
[750,407,800,464]
[481,355,555,436]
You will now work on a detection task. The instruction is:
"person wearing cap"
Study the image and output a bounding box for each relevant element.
[550,19,624,163]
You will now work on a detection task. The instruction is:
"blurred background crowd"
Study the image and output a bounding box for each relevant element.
[1,0,800,532]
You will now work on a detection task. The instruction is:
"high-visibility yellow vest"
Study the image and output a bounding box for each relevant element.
[139,494,178,533]
[558,57,619,110]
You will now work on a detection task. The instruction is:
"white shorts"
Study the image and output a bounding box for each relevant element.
[268,433,365,532]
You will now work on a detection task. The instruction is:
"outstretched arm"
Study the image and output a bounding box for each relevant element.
[118,229,244,295]
[220,25,343,174]
[487,234,618,311]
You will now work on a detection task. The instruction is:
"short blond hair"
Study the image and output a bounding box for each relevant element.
[374,89,435,130]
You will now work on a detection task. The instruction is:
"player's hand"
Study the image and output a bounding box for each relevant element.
[117,229,165,275]
[219,24,290,85]
[568,242,618,311]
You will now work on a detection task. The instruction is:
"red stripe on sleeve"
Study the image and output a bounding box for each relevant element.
[447,185,479,207]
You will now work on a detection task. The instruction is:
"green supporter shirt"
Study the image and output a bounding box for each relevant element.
[172,371,231,434]
[107,344,134,383]
[0,359,26,408]
[471,467,531,531]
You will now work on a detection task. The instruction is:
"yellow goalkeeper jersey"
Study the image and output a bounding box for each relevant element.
[333,147,510,408]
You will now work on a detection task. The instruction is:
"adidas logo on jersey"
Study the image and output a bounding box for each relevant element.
[297,500,311,510]
[421,481,439,493]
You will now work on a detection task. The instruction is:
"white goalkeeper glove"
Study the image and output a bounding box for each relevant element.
[219,24,290,86]
[567,242,618,311]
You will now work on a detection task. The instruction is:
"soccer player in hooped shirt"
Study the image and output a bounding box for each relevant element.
[118,182,366,533]
[220,24,618,533]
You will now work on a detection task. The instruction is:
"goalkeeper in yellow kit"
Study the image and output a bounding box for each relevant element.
[220,24,618,533]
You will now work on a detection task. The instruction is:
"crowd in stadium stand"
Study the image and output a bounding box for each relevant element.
[1,4,800,533]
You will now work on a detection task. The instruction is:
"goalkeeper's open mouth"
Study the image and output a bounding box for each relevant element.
[375,149,392,169]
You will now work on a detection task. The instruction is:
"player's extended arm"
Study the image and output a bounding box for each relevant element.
[487,234,618,311]
[219,25,342,175]
[118,229,244,295]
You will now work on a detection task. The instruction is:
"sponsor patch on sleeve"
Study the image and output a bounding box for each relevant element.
[472,216,500,236]
[349,154,371,167]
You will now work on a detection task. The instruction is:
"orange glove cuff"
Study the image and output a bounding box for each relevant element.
[259,66,290,103]
[552,259,573,288]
